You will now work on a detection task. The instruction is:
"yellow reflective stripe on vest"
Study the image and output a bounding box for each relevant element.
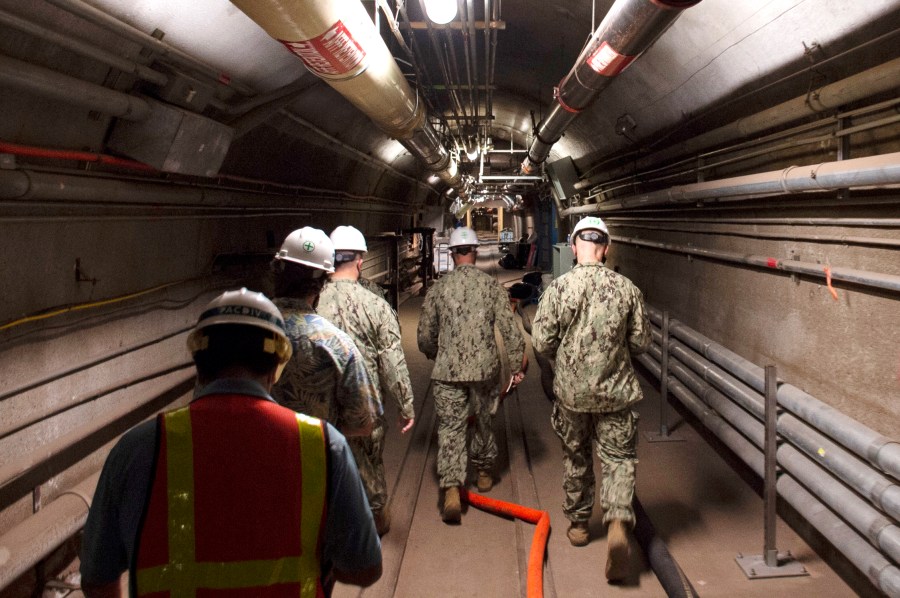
[298,413,327,596]
[137,406,326,597]
[166,406,196,570]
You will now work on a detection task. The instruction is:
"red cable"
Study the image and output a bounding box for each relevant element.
[0,140,156,172]
[460,488,551,598]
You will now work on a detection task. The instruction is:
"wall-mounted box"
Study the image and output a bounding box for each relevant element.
[107,98,233,177]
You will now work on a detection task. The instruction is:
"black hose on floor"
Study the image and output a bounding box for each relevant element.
[633,496,700,597]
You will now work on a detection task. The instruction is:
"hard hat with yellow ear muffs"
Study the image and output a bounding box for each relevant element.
[187,288,293,382]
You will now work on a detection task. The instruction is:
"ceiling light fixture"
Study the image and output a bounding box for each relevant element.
[423,0,457,25]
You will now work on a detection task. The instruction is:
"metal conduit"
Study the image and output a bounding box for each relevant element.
[583,112,900,202]
[521,0,701,174]
[0,472,99,589]
[652,342,900,564]
[230,0,468,199]
[606,216,900,228]
[0,169,401,212]
[636,351,900,596]
[563,151,900,216]
[654,333,900,523]
[648,307,900,479]
[0,53,150,121]
[576,57,900,189]
[0,8,168,86]
[605,222,900,248]
[42,0,255,97]
[612,234,900,293]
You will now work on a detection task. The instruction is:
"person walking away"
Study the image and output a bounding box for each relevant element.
[417,226,526,523]
[317,225,416,535]
[270,226,379,438]
[532,216,651,582]
[80,288,382,597]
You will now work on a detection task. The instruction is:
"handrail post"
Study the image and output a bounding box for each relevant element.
[736,364,808,579]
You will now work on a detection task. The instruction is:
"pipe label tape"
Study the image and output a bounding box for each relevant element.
[281,21,366,78]
[587,41,636,76]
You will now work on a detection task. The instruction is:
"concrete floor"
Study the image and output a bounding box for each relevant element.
[56,249,871,598]
[334,249,868,598]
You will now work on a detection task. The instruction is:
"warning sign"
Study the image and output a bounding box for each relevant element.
[586,41,635,76]
[281,20,367,77]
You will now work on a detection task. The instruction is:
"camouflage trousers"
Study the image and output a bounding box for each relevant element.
[551,402,639,525]
[347,415,387,512]
[433,379,499,488]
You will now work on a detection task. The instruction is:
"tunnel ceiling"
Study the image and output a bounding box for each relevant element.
[3,0,899,209]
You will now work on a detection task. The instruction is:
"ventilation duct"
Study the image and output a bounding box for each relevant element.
[230,0,469,200]
[521,0,701,174]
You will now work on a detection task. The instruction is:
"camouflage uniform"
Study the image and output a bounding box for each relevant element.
[417,264,525,488]
[358,276,389,302]
[272,297,380,437]
[317,279,415,512]
[532,261,651,525]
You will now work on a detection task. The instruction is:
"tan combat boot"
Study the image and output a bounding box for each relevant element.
[477,470,493,492]
[566,521,589,547]
[605,519,632,582]
[442,486,461,523]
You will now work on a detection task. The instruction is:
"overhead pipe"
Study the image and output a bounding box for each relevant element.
[604,221,900,249]
[230,0,470,200]
[42,0,255,97]
[0,7,168,86]
[576,57,900,189]
[521,0,701,174]
[580,108,900,202]
[563,151,900,215]
[0,167,405,212]
[0,54,150,121]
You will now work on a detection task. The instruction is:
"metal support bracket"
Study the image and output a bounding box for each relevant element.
[645,310,683,443]
[736,365,808,580]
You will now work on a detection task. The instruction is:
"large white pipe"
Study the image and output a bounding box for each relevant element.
[230,0,467,197]
[521,0,701,174]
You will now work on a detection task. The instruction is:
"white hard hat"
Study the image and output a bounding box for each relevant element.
[275,227,335,273]
[187,288,293,378]
[449,226,479,249]
[330,225,367,252]
[571,216,609,244]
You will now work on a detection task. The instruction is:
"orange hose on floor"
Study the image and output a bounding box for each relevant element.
[460,488,550,598]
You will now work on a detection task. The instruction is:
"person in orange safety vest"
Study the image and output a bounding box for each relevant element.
[80,288,382,597]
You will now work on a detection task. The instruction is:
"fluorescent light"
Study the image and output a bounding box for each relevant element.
[423,0,457,24]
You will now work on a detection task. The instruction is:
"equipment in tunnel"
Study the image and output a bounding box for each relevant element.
[107,96,234,176]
